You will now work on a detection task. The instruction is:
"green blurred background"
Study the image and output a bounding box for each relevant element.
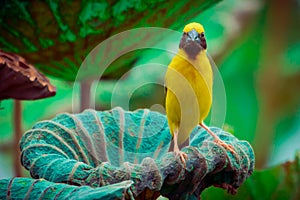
[0,0,300,198]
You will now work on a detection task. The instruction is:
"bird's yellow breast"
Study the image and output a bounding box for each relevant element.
[165,49,213,144]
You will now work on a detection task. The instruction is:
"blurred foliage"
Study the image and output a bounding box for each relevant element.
[0,0,300,199]
[0,0,220,81]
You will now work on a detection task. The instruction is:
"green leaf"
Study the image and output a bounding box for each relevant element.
[19,108,254,198]
[0,0,222,81]
[0,178,133,199]
[282,41,300,75]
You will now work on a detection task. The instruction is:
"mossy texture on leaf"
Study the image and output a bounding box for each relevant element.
[18,107,254,199]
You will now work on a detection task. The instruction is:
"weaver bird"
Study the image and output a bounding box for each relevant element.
[165,22,236,163]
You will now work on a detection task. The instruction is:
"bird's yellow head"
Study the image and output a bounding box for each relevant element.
[183,22,205,33]
[179,22,207,59]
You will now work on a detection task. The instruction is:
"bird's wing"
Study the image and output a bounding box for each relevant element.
[206,52,216,80]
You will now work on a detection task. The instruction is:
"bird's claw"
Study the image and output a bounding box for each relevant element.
[214,139,238,158]
[174,149,188,167]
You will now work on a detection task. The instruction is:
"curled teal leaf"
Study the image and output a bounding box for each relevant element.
[0,178,133,199]
[19,107,254,199]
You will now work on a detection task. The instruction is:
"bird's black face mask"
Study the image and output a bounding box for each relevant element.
[179,29,207,59]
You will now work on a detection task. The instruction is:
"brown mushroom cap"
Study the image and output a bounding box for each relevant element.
[0,50,56,100]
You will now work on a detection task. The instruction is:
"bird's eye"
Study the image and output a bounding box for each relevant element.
[200,32,205,38]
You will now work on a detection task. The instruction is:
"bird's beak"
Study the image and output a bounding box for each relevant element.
[187,29,199,42]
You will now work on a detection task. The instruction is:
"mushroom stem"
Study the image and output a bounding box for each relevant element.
[13,100,23,177]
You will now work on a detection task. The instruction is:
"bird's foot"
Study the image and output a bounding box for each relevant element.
[174,149,188,167]
[214,139,238,158]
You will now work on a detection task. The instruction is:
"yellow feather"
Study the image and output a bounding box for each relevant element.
[165,23,237,158]
[165,42,212,145]
[183,22,205,33]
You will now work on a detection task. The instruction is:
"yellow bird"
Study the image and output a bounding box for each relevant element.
[165,22,236,163]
